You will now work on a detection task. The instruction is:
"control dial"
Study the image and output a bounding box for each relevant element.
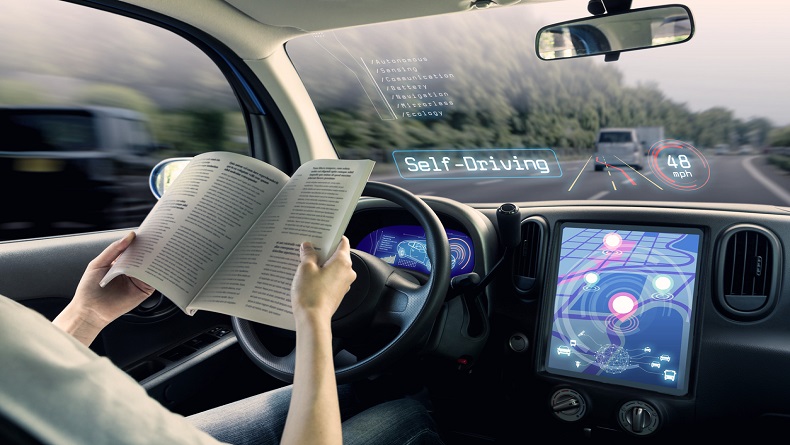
[550,388,586,422]
[618,400,660,435]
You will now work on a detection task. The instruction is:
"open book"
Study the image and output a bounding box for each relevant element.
[101,151,374,330]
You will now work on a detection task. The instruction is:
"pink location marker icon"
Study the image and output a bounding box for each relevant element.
[608,292,639,322]
[603,233,623,250]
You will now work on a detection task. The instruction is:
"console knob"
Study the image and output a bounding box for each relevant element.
[618,401,660,435]
[550,388,586,422]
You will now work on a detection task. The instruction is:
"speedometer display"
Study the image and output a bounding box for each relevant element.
[355,225,474,277]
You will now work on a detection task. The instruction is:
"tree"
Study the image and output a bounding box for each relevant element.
[188,108,227,152]
[75,84,156,115]
[693,108,735,148]
[768,126,790,147]
[0,79,47,105]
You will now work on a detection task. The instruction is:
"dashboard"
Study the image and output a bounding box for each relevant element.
[349,196,790,440]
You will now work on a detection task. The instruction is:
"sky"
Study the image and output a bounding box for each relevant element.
[533,0,790,125]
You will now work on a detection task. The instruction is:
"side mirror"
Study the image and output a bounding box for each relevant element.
[536,4,694,60]
[149,157,192,199]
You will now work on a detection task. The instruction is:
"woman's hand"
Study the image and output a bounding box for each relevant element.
[290,236,356,326]
[53,231,155,346]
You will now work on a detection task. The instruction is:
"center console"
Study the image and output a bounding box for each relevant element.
[537,222,703,436]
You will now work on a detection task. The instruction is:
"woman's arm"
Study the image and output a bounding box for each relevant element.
[280,237,356,445]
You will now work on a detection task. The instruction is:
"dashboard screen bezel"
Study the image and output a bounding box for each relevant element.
[539,222,703,396]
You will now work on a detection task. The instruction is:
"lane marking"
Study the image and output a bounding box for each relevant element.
[614,156,664,190]
[567,156,593,192]
[596,156,635,185]
[742,155,790,205]
[611,181,617,191]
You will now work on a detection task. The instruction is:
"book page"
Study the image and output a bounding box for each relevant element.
[189,158,374,330]
[100,151,290,311]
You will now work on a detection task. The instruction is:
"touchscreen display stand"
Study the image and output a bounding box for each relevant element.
[544,223,702,395]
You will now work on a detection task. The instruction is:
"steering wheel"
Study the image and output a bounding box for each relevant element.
[232,181,451,383]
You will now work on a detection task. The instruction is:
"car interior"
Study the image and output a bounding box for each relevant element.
[2,0,790,443]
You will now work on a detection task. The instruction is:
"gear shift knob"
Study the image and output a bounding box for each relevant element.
[496,203,521,249]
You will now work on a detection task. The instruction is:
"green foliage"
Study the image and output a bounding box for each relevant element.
[189,109,226,152]
[739,118,773,147]
[0,79,47,105]
[148,110,244,156]
[75,84,156,114]
[768,126,790,147]
[767,155,790,172]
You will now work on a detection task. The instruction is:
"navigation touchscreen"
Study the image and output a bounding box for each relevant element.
[544,223,702,395]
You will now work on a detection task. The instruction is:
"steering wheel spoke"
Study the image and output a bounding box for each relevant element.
[372,274,431,328]
[372,294,414,329]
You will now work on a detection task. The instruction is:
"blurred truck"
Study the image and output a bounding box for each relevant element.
[0,105,161,237]
[636,126,665,154]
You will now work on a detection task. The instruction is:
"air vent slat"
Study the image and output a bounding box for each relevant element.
[761,241,769,294]
[718,226,779,320]
[727,234,738,294]
[723,230,772,297]
[738,232,749,295]
[513,219,544,293]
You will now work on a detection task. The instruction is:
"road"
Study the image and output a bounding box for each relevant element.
[371,154,790,207]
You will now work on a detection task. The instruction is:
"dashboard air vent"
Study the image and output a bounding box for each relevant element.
[716,225,781,320]
[513,217,546,293]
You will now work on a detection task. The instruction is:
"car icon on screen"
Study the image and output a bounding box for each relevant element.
[644,346,652,352]
[650,361,661,369]
[663,370,677,381]
[397,240,431,269]
[556,345,572,356]
[660,354,671,362]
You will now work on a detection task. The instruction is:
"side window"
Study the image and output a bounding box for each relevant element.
[0,0,249,241]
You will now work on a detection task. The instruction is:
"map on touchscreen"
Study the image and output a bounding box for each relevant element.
[545,225,701,394]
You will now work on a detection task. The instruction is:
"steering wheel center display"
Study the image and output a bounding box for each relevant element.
[543,223,702,395]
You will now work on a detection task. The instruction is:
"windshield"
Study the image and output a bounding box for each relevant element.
[286,0,790,207]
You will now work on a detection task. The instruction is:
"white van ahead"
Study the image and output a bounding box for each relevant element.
[594,127,645,171]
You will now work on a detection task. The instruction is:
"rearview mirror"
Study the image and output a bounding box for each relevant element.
[536,4,694,60]
[149,157,191,199]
